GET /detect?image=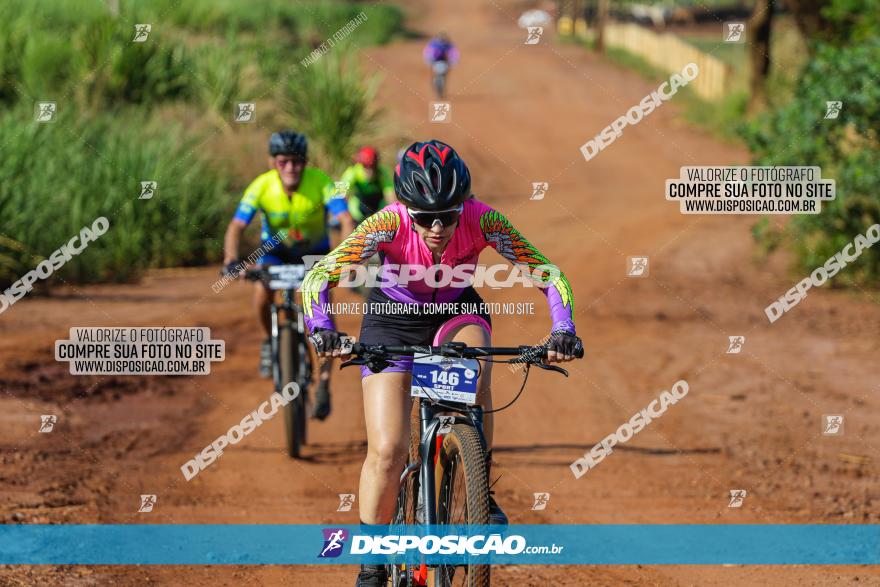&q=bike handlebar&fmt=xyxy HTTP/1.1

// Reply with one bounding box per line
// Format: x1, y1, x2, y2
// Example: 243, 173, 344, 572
341, 340, 582, 376
243, 267, 268, 282
242, 264, 307, 283
349, 341, 583, 359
